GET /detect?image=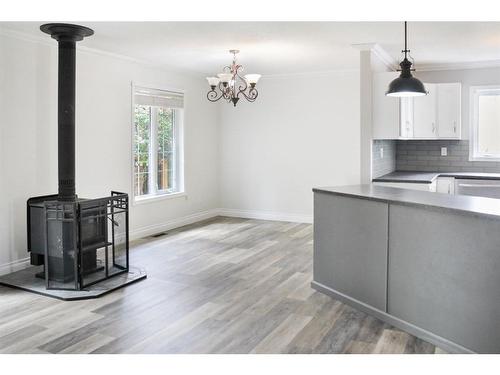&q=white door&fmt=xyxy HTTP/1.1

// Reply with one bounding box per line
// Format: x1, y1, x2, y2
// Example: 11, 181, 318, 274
437, 83, 461, 138
413, 83, 437, 138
